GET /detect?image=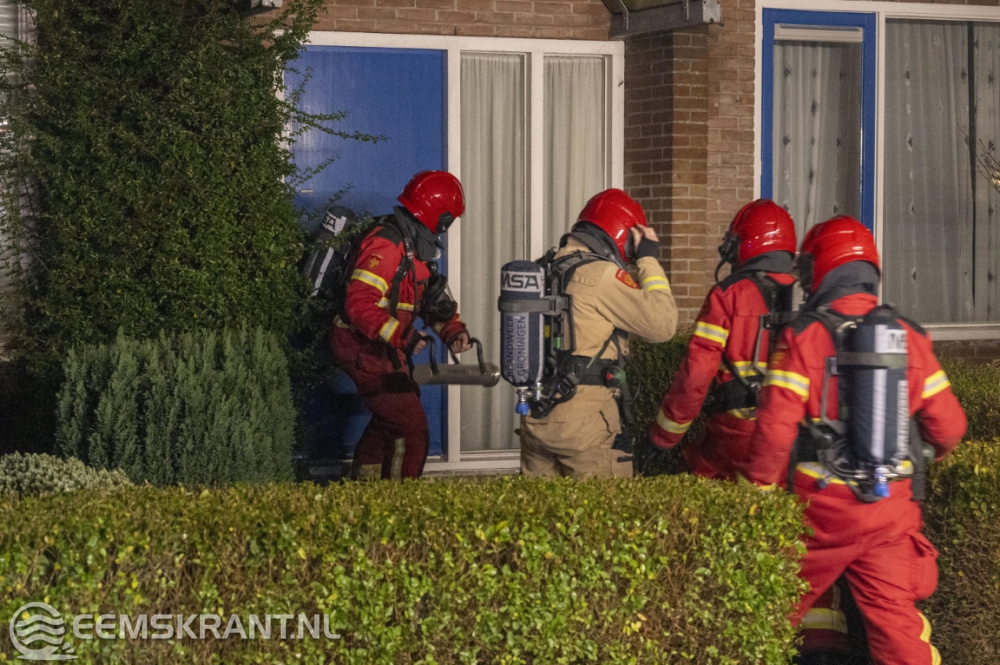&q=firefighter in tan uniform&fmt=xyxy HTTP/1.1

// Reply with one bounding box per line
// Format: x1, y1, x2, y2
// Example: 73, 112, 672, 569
519, 189, 678, 478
